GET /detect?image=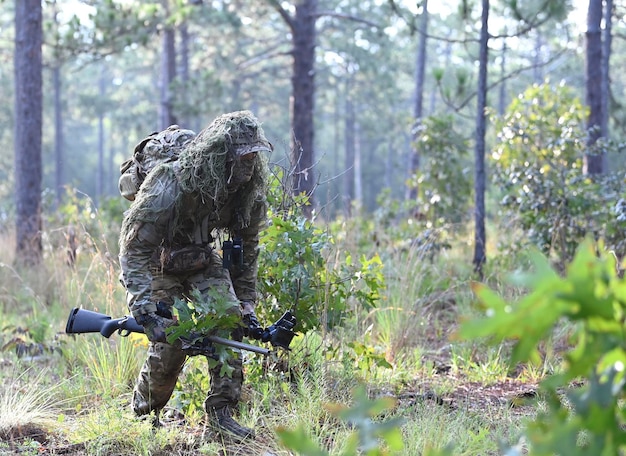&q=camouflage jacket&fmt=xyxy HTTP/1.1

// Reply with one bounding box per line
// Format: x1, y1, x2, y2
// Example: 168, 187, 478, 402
119, 164, 267, 317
